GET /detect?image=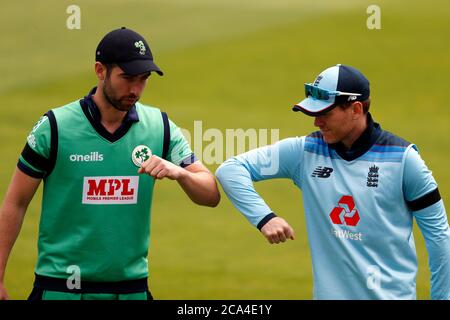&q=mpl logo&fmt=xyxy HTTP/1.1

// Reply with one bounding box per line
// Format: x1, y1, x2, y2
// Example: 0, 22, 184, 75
82, 176, 139, 204
329, 195, 360, 227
